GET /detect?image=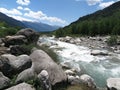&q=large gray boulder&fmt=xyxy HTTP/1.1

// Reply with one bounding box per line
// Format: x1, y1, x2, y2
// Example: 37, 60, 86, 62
0, 56, 14, 77
3, 35, 27, 47
91, 50, 109, 56
30, 50, 67, 85
16, 68, 36, 83
80, 74, 96, 88
0, 72, 10, 89
16, 28, 39, 43
107, 78, 120, 90
1, 54, 32, 75
5, 82, 36, 90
